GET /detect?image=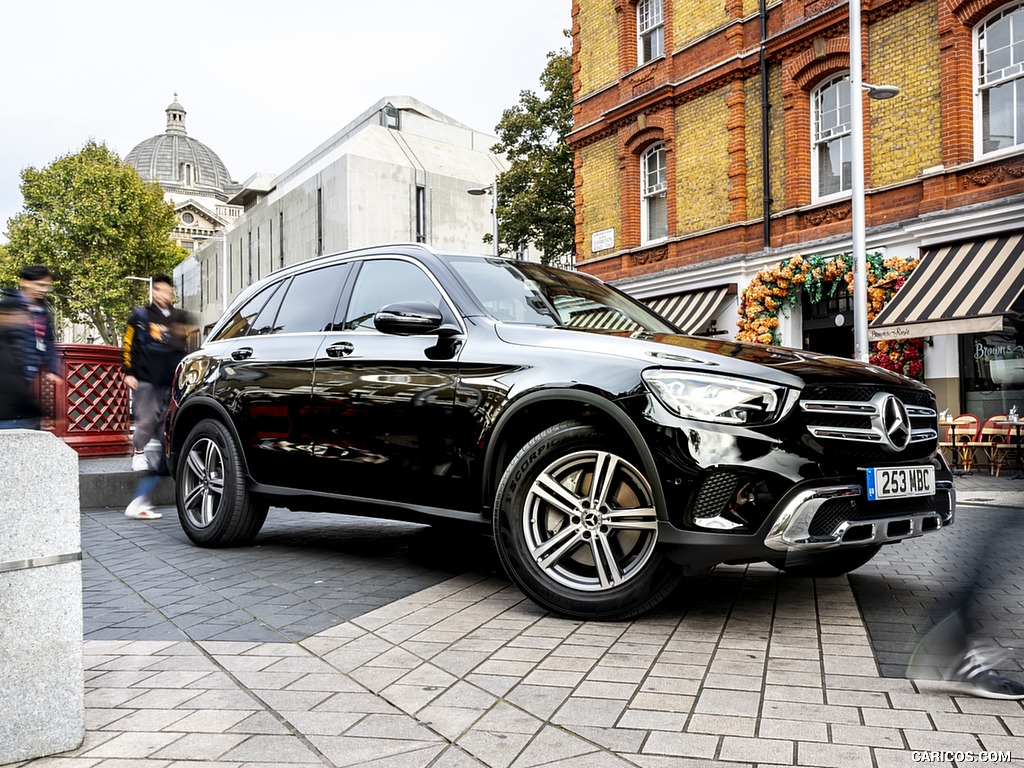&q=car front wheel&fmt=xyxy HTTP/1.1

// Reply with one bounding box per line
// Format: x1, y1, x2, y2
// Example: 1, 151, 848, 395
493, 421, 681, 620
176, 418, 268, 547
